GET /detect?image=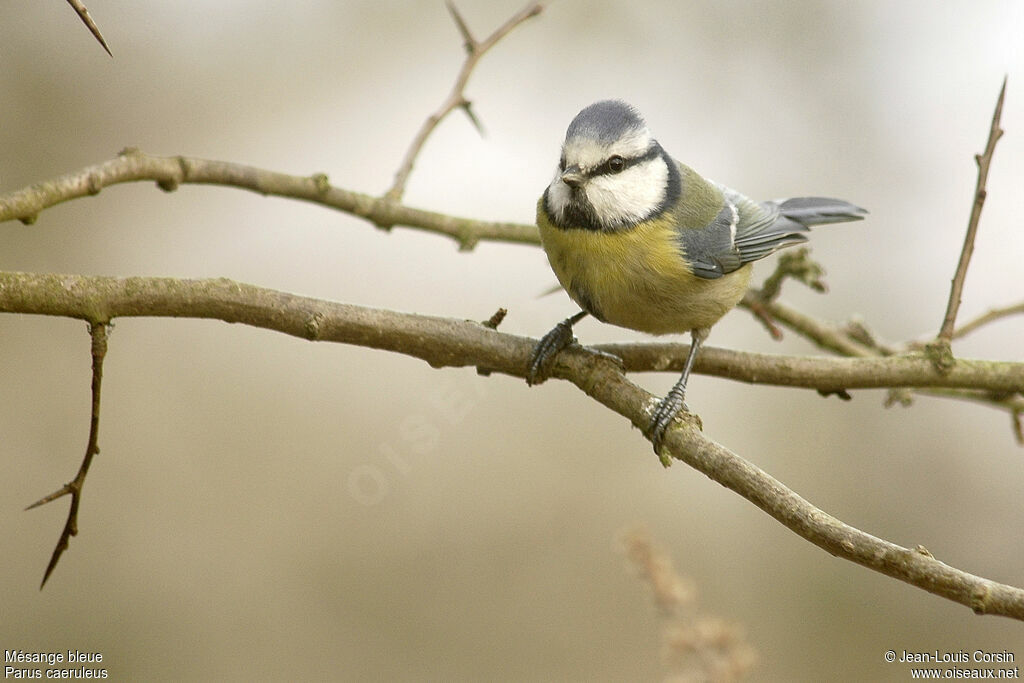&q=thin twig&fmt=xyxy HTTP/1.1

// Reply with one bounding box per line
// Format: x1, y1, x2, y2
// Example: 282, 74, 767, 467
383, 2, 545, 202
25, 321, 109, 588
914, 386, 1024, 433
742, 294, 1022, 432
740, 293, 878, 358
65, 0, 112, 56
597, 341, 1024, 395
742, 249, 829, 341
0, 150, 540, 250
953, 300, 1024, 339
937, 76, 1007, 344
